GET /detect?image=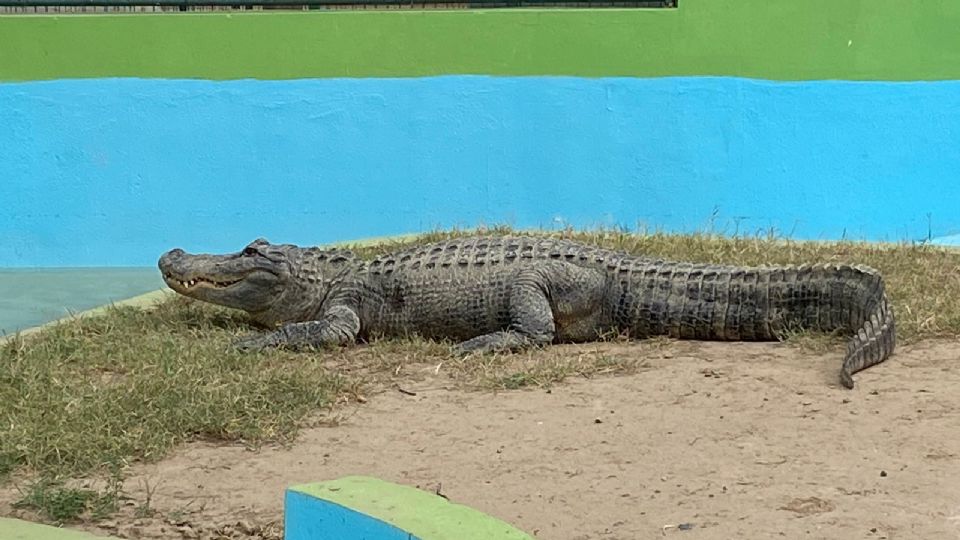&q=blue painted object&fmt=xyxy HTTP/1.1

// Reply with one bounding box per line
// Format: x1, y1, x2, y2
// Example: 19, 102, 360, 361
3, 76, 959, 267
284, 477, 533, 540
285, 490, 417, 540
